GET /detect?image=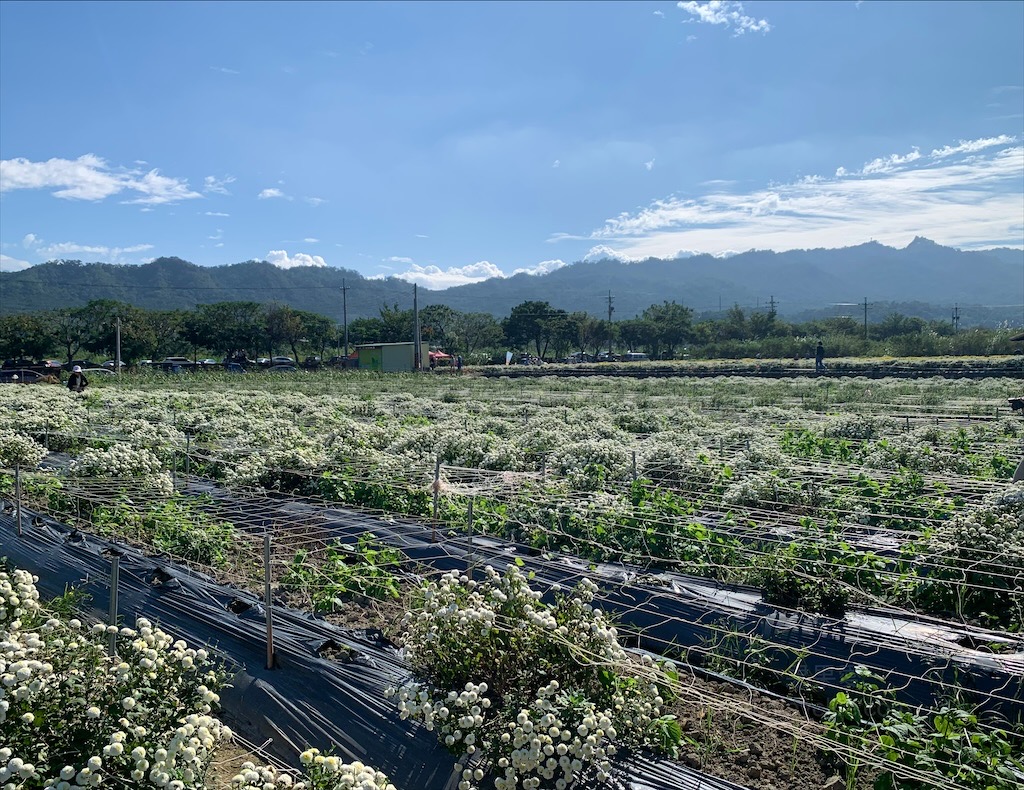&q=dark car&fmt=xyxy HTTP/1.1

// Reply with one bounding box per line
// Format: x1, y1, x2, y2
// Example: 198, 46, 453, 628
0, 369, 45, 384
268, 364, 298, 373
